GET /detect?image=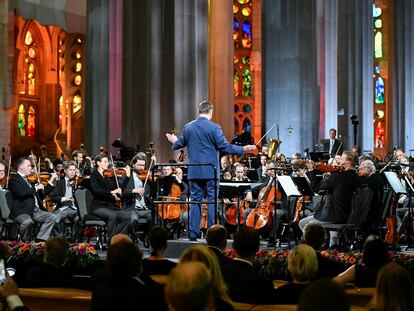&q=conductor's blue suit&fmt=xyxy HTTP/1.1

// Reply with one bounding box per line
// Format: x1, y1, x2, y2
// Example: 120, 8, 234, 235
172, 116, 243, 239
